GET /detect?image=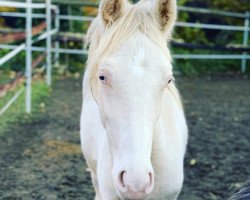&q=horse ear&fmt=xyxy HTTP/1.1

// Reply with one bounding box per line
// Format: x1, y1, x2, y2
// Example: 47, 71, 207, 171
155, 0, 177, 35
100, 0, 125, 27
